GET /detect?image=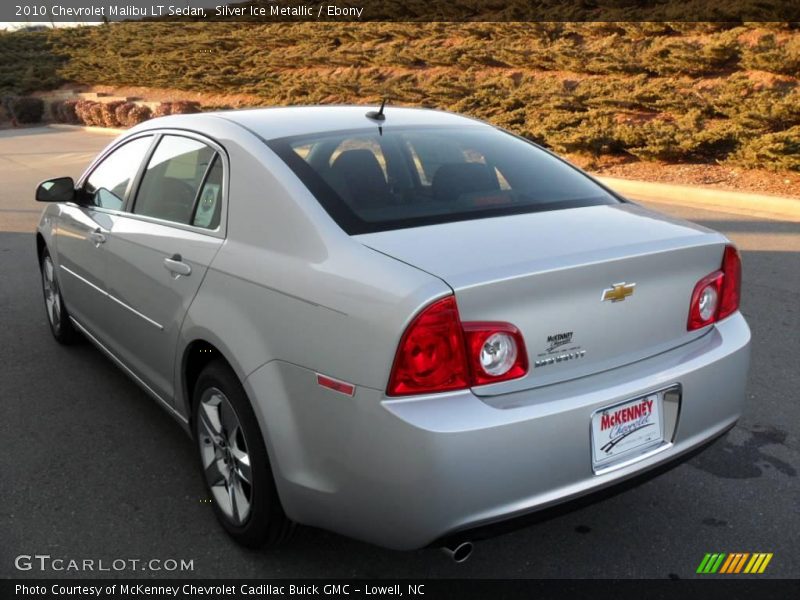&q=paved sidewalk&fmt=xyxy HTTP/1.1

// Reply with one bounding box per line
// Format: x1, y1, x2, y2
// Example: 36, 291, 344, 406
598, 176, 800, 223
